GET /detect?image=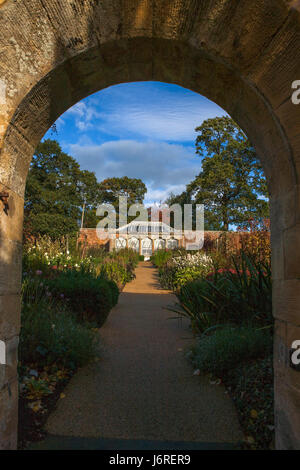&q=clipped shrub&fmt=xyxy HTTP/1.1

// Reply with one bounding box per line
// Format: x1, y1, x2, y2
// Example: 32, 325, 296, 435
19, 299, 96, 369
45, 269, 119, 327
190, 326, 272, 376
